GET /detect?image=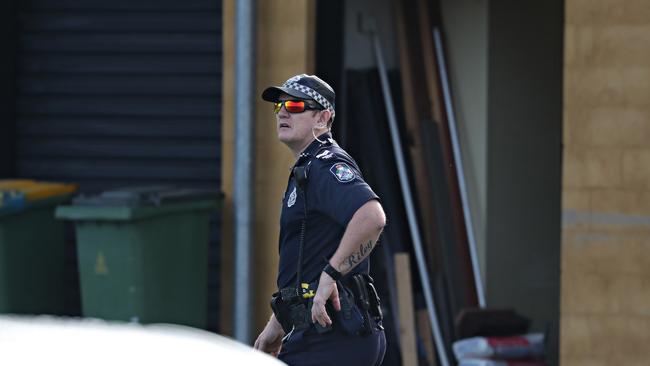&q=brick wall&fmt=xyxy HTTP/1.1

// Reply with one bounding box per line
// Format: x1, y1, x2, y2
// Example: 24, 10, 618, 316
562, 0, 650, 364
